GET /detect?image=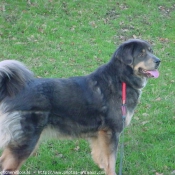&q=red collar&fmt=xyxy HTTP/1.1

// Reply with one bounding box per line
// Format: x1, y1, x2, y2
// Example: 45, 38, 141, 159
122, 82, 126, 116
122, 82, 126, 105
